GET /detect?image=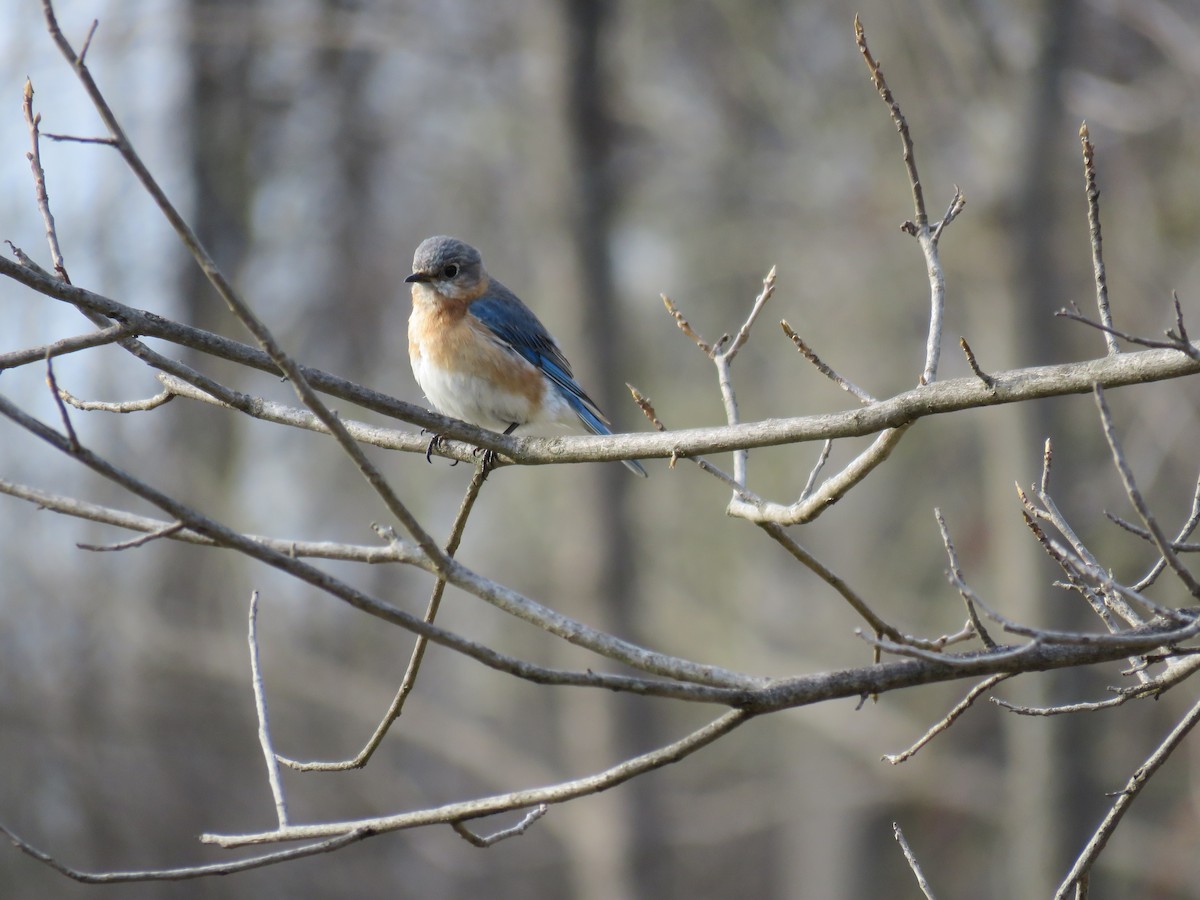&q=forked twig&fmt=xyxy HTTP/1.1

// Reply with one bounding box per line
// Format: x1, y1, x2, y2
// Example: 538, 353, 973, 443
280, 464, 491, 771
451, 805, 548, 848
